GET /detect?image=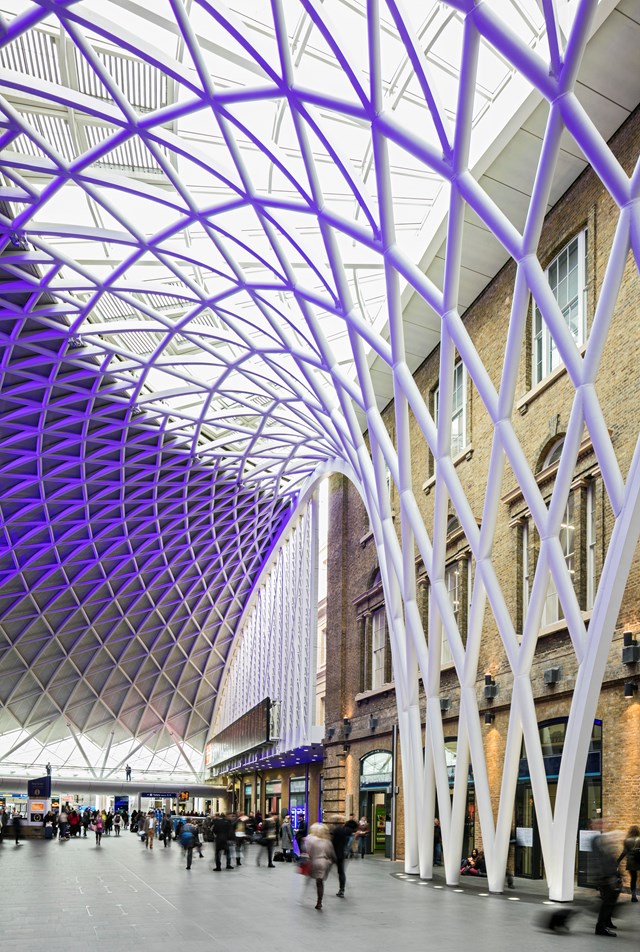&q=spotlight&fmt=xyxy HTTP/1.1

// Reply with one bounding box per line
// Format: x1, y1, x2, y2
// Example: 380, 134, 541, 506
624, 682, 636, 699
326, 727, 335, 739
368, 714, 378, 731
440, 697, 451, 712
622, 632, 640, 664
484, 674, 498, 699
342, 742, 350, 754
343, 717, 352, 736
484, 712, 495, 725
